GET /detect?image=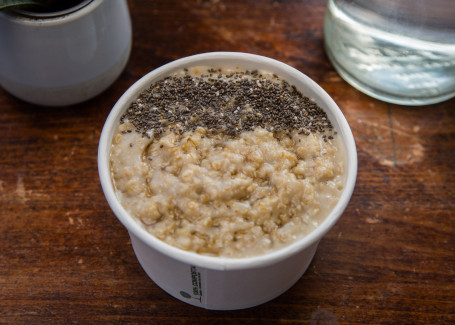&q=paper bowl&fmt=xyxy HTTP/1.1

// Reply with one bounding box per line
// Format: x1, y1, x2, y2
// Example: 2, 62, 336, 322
98, 52, 357, 310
